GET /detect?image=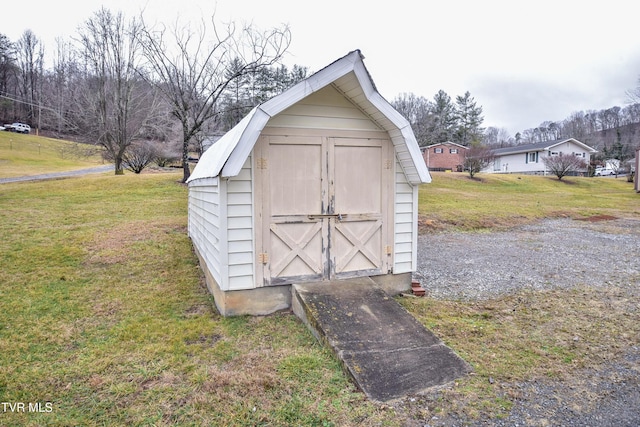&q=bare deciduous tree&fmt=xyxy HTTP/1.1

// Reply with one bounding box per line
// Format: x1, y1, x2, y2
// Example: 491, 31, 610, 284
137, 15, 291, 182
626, 77, 640, 105
75, 8, 162, 175
542, 153, 587, 180
0, 34, 17, 119
391, 93, 433, 146
483, 126, 513, 148
154, 140, 181, 167
464, 145, 496, 178
15, 30, 44, 127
